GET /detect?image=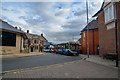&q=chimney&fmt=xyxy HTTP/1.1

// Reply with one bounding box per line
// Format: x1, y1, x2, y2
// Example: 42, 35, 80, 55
27, 30, 29, 33
41, 33, 43, 36
15, 27, 17, 29
19, 27, 22, 31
